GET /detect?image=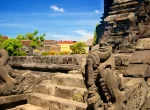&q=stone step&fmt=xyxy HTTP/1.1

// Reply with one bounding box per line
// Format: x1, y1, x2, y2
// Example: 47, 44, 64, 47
0, 94, 27, 105
32, 80, 87, 103
5, 104, 46, 110
51, 74, 86, 88
18, 104, 46, 110
27, 93, 87, 110
13, 104, 47, 110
